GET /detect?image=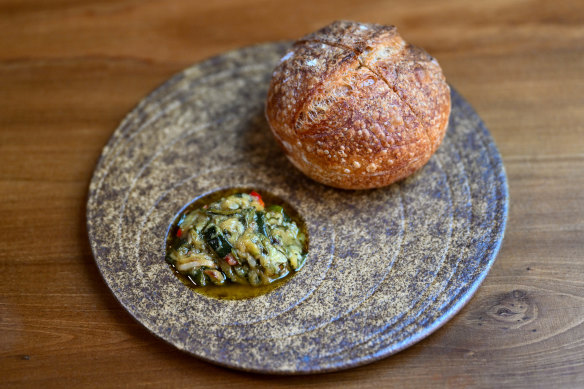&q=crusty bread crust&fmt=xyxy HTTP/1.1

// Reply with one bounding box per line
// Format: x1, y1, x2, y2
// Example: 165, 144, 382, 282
266, 21, 451, 189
